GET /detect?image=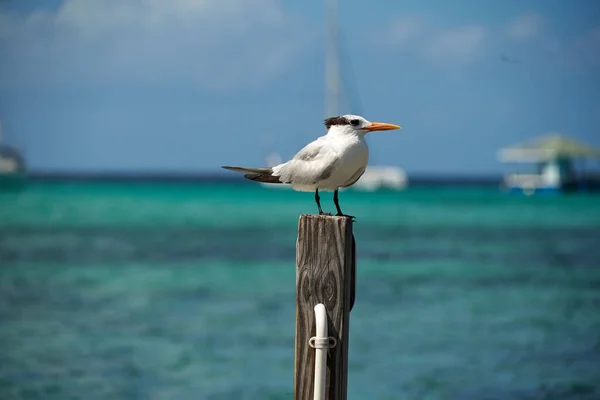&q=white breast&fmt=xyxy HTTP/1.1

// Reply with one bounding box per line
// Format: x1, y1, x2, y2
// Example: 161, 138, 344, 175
318, 136, 369, 191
